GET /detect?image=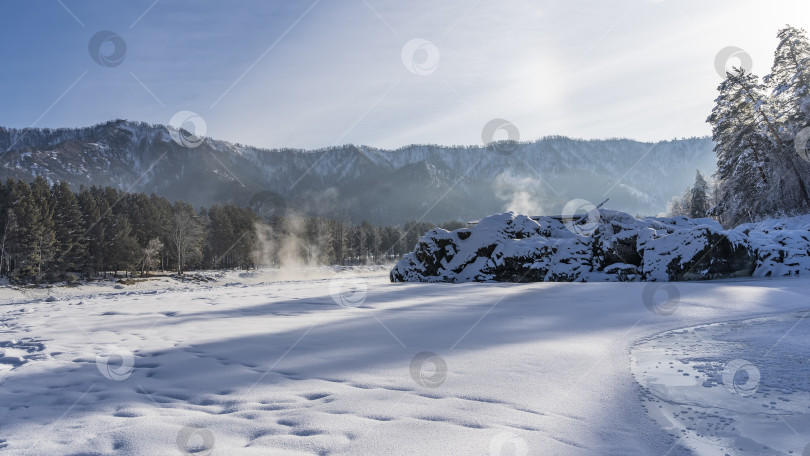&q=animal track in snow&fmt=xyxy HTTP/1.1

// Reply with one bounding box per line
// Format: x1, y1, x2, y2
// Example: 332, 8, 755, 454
0, 338, 47, 370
